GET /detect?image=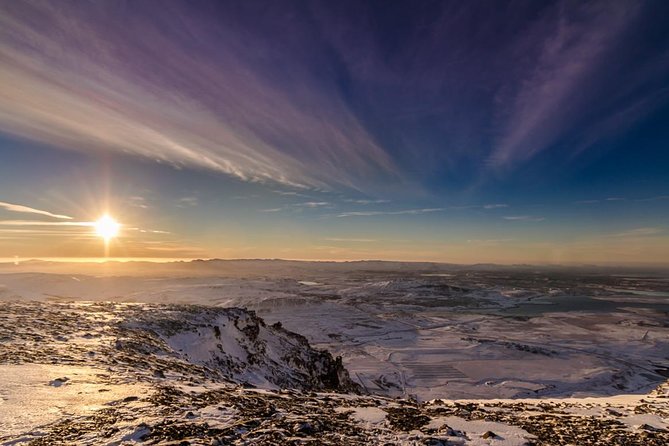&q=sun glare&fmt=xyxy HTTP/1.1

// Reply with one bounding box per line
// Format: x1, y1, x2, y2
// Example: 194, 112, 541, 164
95, 215, 120, 241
